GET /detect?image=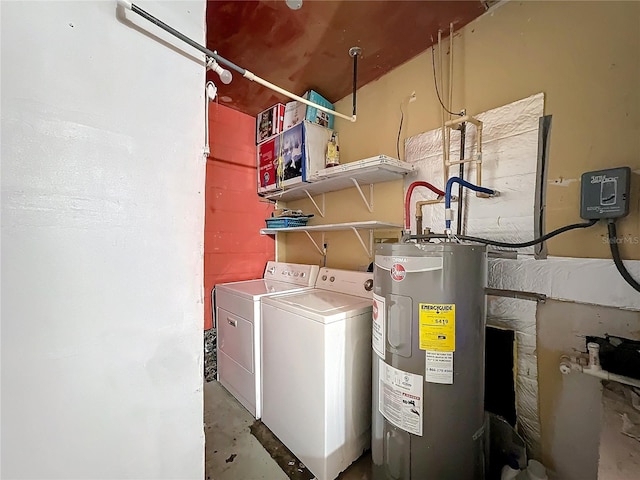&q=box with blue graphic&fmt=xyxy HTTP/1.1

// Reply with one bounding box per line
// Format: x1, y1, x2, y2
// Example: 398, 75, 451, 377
283, 90, 335, 131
